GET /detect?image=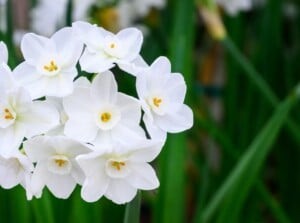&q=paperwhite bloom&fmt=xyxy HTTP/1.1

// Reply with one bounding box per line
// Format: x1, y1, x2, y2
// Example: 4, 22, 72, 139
77, 139, 162, 204
24, 135, 91, 199
0, 41, 8, 64
216, 0, 252, 16
13, 27, 83, 99
63, 71, 145, 146
0, 69, 59, 156
136, 56, 193, 140
73, 21, 143, 74
0, 150, 34, 200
